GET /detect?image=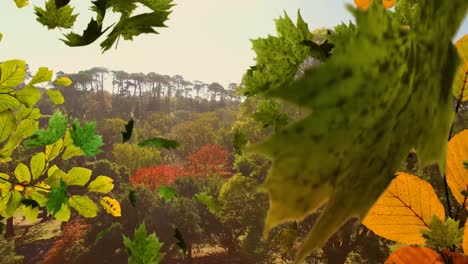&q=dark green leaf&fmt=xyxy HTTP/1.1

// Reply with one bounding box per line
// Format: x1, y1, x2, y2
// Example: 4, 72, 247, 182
54, 0, 71, 8
45, 180, 67, 215
21, 199, 40, 209
62, 19, 111, 47
100, 11, 171, 52
24, 110, 68, 148
138, 137, 179, 149
70, 119, 103, 157
129, 189, 137, 207
173, 226, 187, 256
121, 118, 134, 143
